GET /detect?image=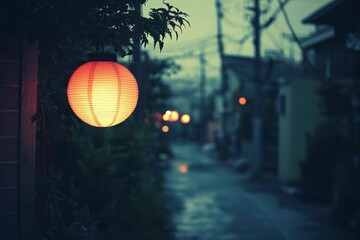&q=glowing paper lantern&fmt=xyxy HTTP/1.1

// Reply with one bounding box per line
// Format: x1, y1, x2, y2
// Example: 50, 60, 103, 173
238, 97, 247, 105
180, 114, 191, 124
67, 61, 138, 127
